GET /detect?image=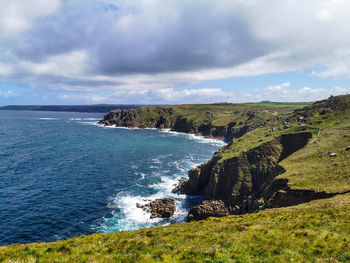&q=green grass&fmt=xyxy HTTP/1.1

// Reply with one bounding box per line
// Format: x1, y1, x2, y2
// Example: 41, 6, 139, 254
134, 102, 308, 127
2, 97, 349, 262
215, 96, 350, 193
1, 194, 350, 262
279, 113, 350, 193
